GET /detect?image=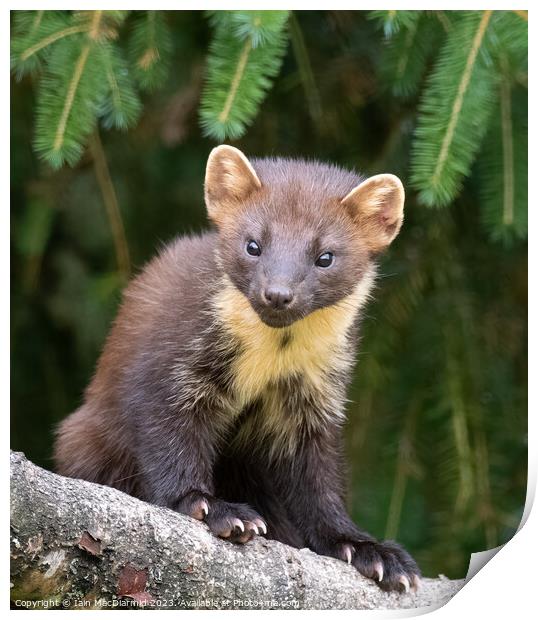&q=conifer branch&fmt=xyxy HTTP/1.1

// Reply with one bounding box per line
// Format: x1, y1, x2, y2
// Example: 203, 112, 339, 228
50, 11, 103, 156
447, 357, 474, 515
431, 11, 492, 187
16, 10, 107, 65
200, 11, 289, 140
136, 11, 157, 70
369, 10, 418, 37
99, 44, 142, 130
410, 11, 499, 206
379, 12, 440, 99
289, 12, 322, 122
396, 23, 418, 80
105, 58, 122, 114
19, 25, 87, 62
512, 10, 528, 21
477, 80, 527, 244
385, 400, 421, 540
129, 11, 171, 91
11, 8, 528, 243
385, 457, 408, 541
89, 131, 131, 280
53, 43, 92, 154
88, 10, 103, 40
475, 430, 497, 549
29, 10, 44, 35
499, 73, 514, 226
219, 38, 253, 124
386, 11, 397, 35
436, 11, 451, 33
